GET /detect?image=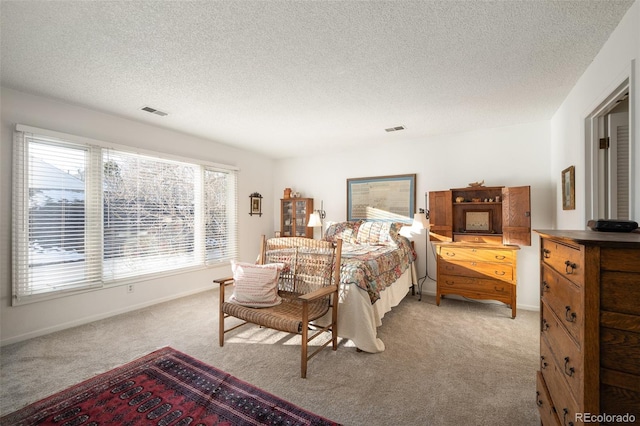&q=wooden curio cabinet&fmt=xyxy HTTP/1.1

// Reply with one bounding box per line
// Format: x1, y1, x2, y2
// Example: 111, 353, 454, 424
428, 185, 531, 318
280, 198, 314, 238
